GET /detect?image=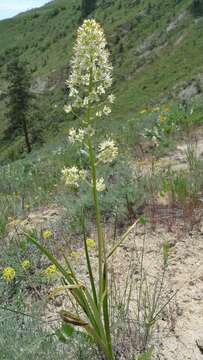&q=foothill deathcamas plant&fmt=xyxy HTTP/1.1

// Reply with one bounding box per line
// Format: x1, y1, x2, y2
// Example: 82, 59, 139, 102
27, 19, 137, 360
